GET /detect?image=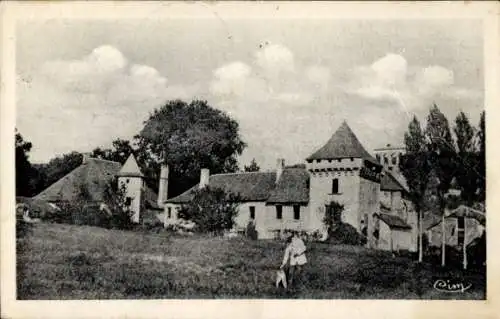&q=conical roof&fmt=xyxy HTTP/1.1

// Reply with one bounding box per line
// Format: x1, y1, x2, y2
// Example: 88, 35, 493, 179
307, 121, 376, 161
118, 154, 144, 178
